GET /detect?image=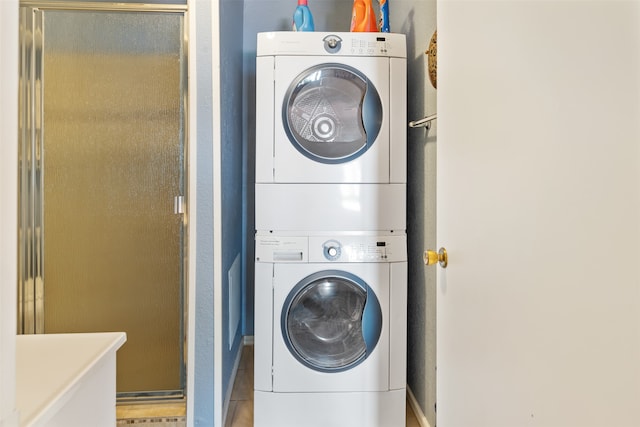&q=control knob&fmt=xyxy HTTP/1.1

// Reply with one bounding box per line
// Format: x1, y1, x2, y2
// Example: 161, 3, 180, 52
323, 240, 342, 261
